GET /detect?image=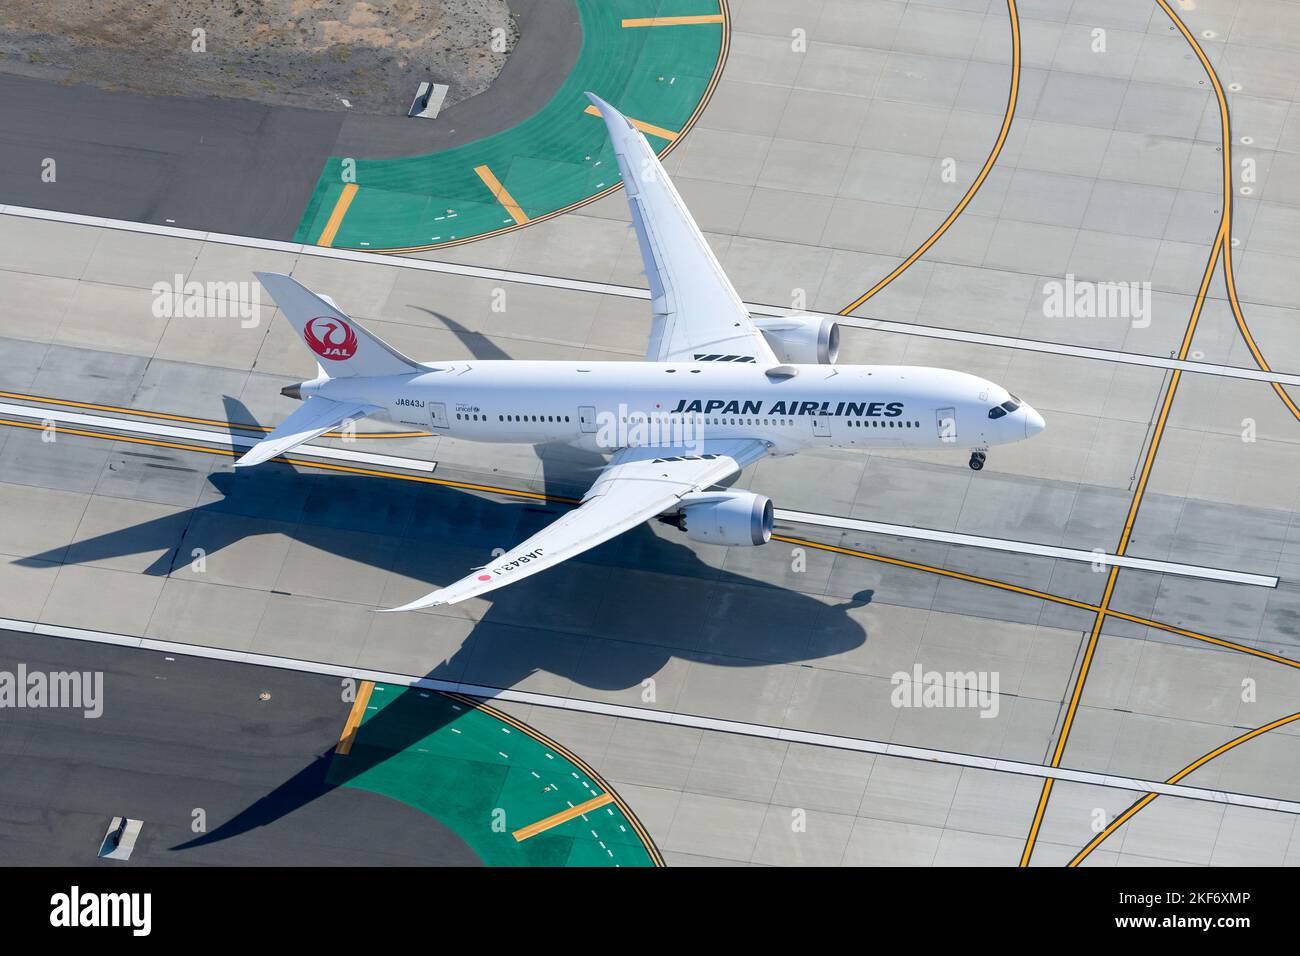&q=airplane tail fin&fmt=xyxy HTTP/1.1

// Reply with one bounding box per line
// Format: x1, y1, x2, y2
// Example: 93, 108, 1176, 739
254, 272, 422, 379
